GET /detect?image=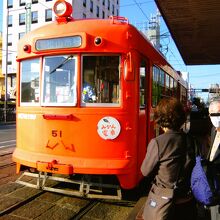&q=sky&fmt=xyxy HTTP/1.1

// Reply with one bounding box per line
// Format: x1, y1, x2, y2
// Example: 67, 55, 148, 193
120, 0, 220, 102
0, 0, 219, 101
